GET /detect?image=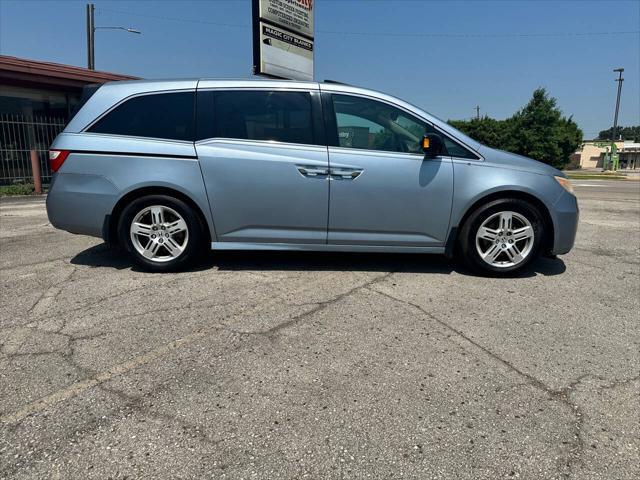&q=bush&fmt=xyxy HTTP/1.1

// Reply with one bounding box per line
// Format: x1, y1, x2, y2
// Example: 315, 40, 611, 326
0, 183, 37, 196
